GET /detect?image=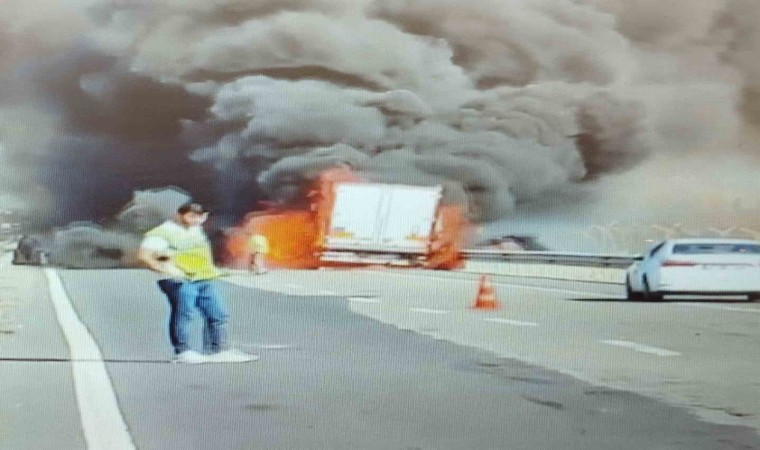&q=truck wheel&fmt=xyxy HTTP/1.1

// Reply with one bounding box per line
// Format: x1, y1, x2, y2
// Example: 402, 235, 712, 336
749, 294, 760, 302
